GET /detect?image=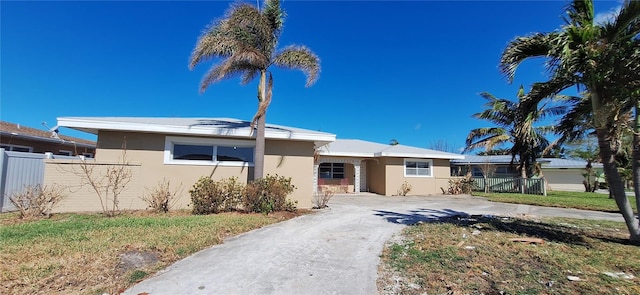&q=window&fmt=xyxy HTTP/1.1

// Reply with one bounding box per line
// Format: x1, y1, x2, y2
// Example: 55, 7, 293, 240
319, 163, 345, 179
82, 152, 94, 158
0, 144, 33, 153
472, 167, 484, 177
404, 159, 433, 177
495, 166, 515, 176
164, 136, 254, 166
57, 150, 73, 156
